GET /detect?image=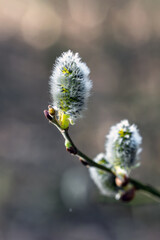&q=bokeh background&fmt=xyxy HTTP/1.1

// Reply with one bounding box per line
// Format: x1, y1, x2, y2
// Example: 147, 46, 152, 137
0, 0, 160, 239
